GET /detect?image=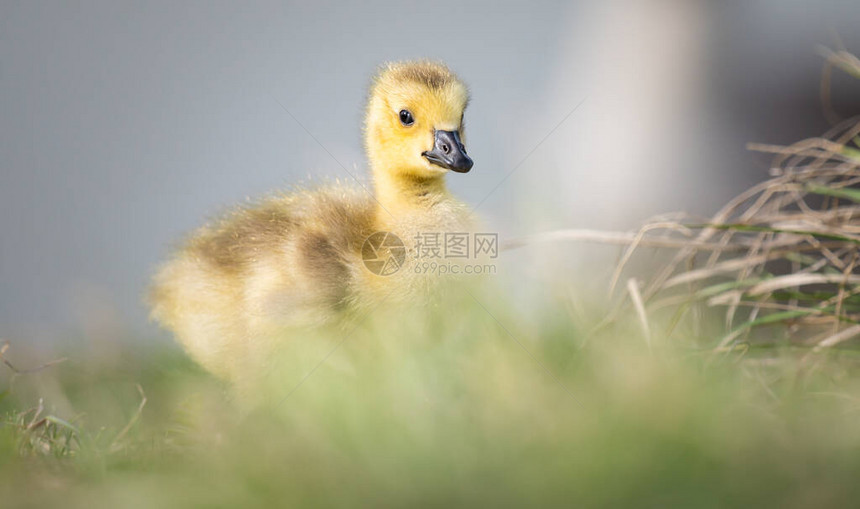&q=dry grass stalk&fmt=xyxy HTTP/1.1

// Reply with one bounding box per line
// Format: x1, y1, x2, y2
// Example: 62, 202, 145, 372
503, 51, 860, 350
632, 111, 860, 350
